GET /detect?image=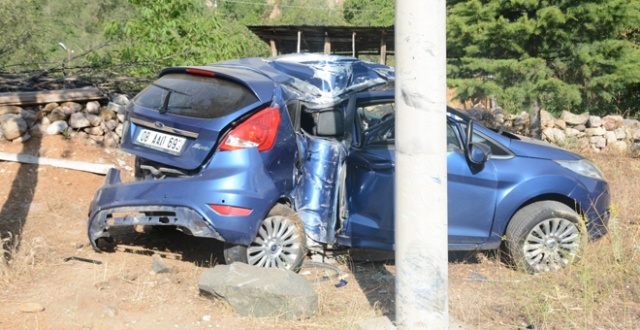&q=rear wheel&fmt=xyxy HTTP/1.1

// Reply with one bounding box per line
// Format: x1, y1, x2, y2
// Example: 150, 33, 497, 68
505, 201, 584, 273
224, 204, 307, 272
